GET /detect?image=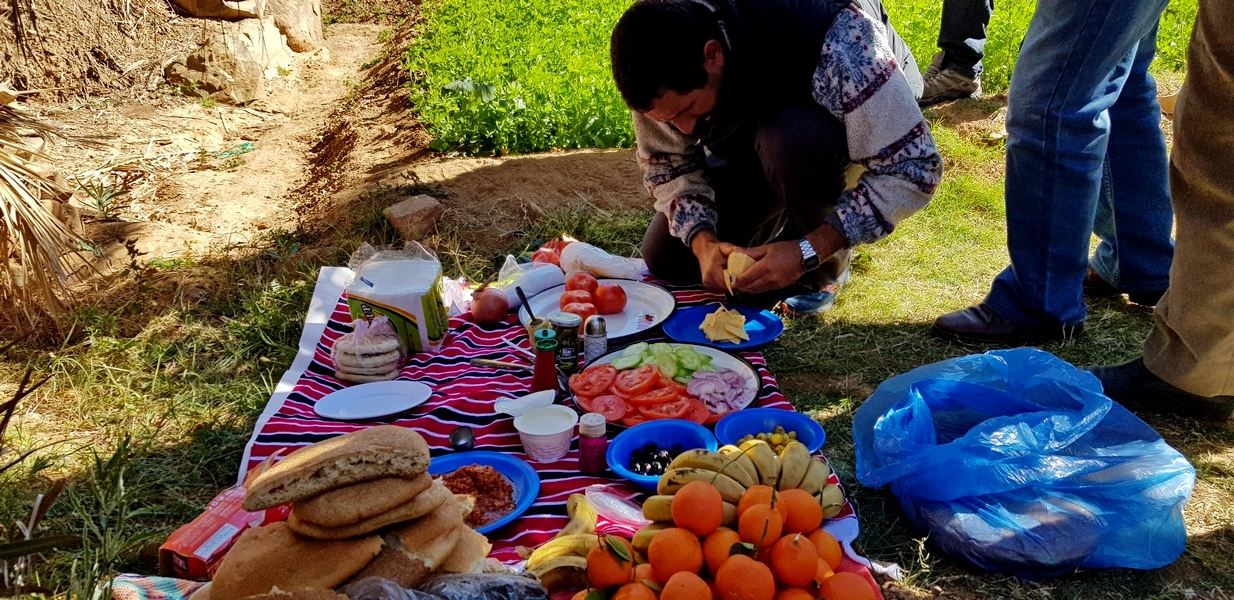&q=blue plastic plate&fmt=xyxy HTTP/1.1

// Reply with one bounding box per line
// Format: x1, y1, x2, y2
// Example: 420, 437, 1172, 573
427, 451, 540, 534
662, 303, 785, 350
714, 408, 826, 455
